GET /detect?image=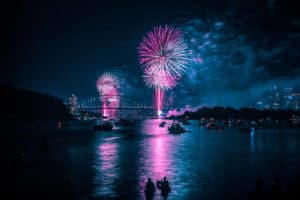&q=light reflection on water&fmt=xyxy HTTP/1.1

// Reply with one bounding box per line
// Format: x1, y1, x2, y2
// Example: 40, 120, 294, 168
250, 130, 255, 153
137, 119, 177, 199
87, 119, 300, 200
92, 136, 120, 198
